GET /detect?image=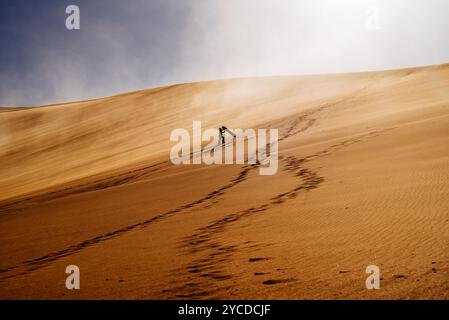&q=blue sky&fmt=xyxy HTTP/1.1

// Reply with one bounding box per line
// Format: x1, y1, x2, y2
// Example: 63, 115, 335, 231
1, 0, 448, 106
